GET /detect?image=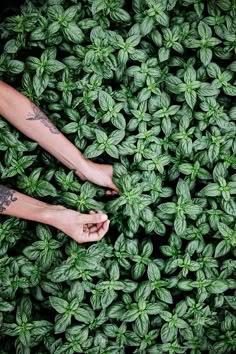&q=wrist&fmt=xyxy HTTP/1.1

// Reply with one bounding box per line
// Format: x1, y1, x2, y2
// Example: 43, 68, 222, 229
74, 156, 90, 180
39, 204, 67, 227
